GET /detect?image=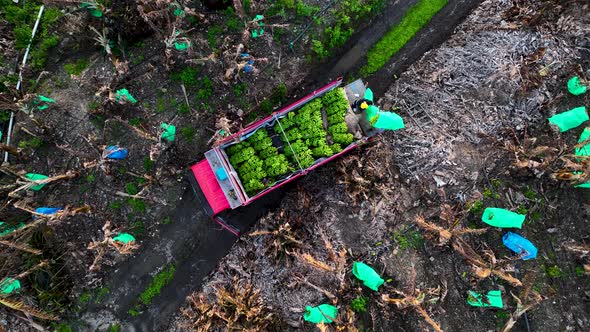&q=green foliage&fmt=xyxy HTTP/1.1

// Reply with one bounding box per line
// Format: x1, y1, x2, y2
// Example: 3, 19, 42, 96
351, 296, 369, 313
125, 183, 139, 195
18, 137, 44, 149
86, 173, 96, 183
197, 76, 214, 100
109, 200, 123, 210
230, 147, 256, 165
312, 143, 334, 158
128, 199, 146, 213
30, 34, 60, 70
311, 39, 329, 59
524, 187, 538, 200
95, 287, 110, 302
233, 82, 248, 97
260, 99, 273, 114
180, 126, 196, 141
270, 83, 288, 105
260, 147, 278, 159
139, 264, 176, 305
264, 154, 291, 177
143, 157, 155, 172
78, 292, 92, 305
243, 0, 251, 14
516, 205, 528, 215
129, 221, 144, 237
14, 25, 32, 49
207, 25, 223, 48
295, 0, 319, 17
330, 143, 342, 154
469, 200, 484, 214
482, 187, 500, 199
495, 310, 510, 320
161, 216, 172, 225
55, 323, 73, 332
108, 324, 121, 332
393, 229, 424, 250
332, 133, 353, 146
361, 0, 448, 75
545, 265, 564, 278
224, 8, 243, 32
328, 123, 349, 134
127, 308, 140, 316
575, 266, 585, 277
63, 58, 89, 75
171, 67, 199, 87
